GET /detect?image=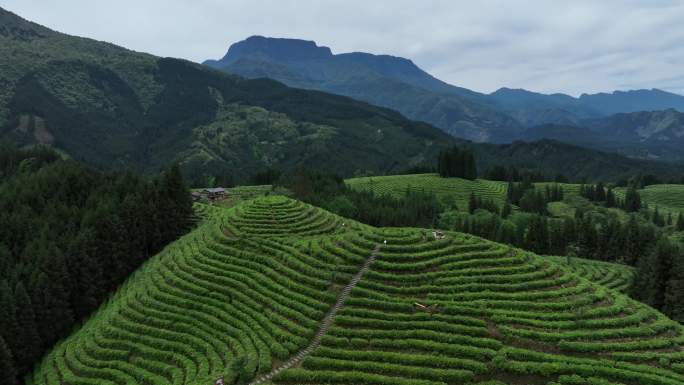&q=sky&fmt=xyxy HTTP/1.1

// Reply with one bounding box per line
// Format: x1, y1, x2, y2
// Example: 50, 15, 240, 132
2, 0, 684, 96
